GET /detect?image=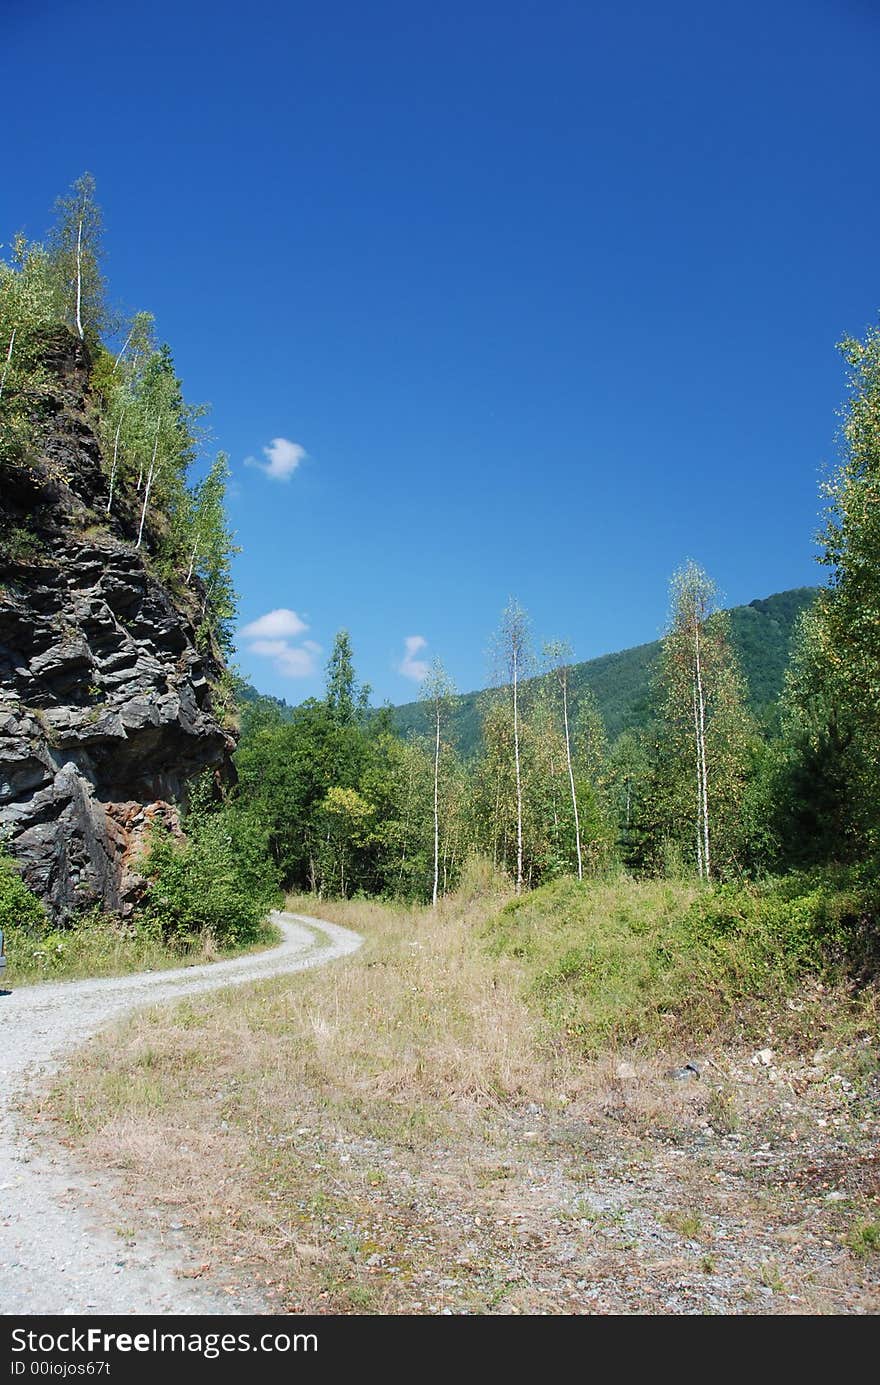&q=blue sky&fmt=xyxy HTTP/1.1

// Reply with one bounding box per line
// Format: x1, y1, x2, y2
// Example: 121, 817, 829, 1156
3, 0, 878, 705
